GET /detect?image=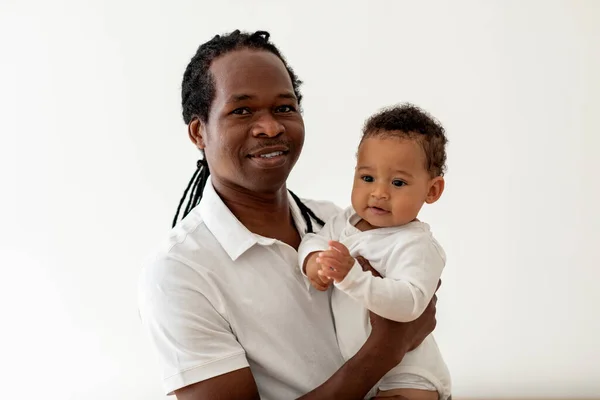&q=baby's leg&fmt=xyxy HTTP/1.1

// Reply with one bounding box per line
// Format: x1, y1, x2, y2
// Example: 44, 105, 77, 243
376, 388, 438, 400
377, 371, 440, 399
